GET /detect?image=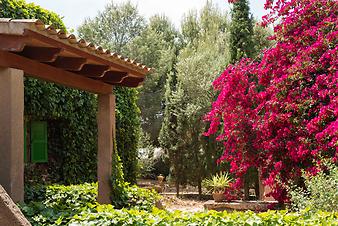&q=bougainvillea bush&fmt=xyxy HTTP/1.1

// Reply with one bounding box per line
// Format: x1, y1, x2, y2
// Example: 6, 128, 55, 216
205, 0, 337, 202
